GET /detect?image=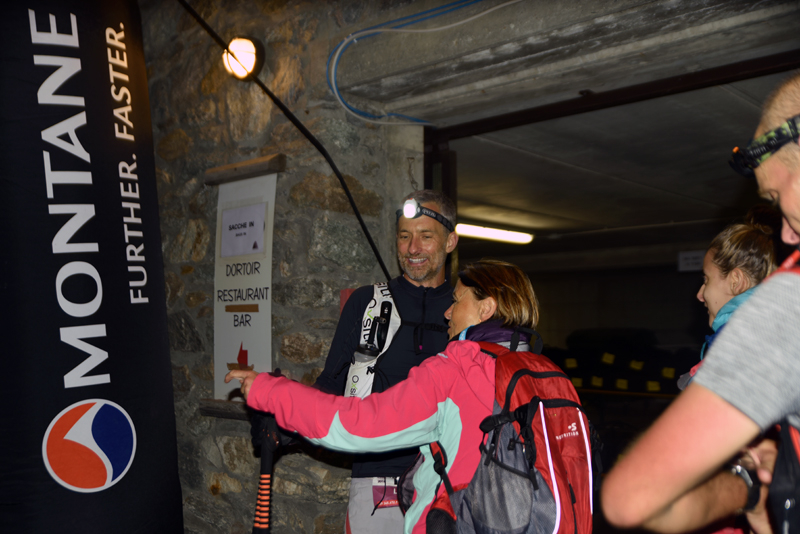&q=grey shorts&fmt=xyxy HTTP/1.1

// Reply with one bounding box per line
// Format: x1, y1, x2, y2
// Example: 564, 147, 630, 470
345, 477, 405, 534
